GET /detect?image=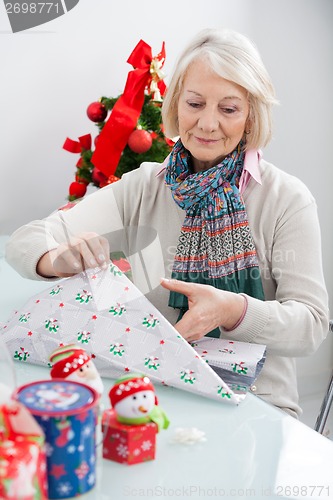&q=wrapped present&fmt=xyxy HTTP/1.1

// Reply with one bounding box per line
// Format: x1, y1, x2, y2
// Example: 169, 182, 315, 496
1, 262, 266, 404
0, 383, 48, 500
102, 409, 157, 465
15, 379, 99, 499
191, 338, 266, 395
